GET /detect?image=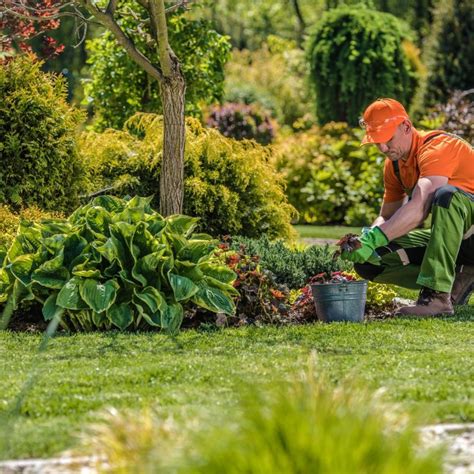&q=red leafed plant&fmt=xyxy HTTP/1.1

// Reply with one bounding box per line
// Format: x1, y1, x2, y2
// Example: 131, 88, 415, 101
0, 0, 65, 60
